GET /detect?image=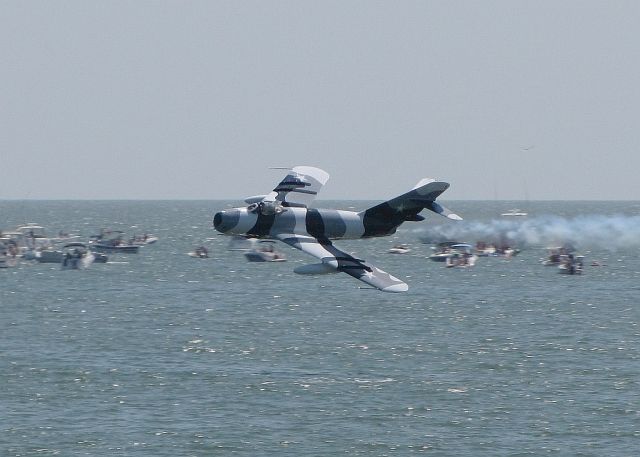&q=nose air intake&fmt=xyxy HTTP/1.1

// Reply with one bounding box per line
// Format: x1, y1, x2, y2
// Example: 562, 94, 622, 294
213, 212, 223, 229
213, 210, 240, 233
